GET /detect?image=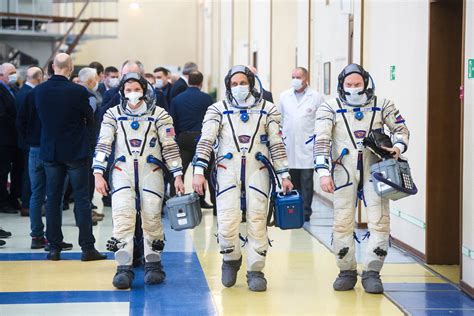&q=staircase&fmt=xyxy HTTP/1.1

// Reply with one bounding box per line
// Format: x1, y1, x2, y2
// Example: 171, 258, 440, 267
0, 0, 118, 67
